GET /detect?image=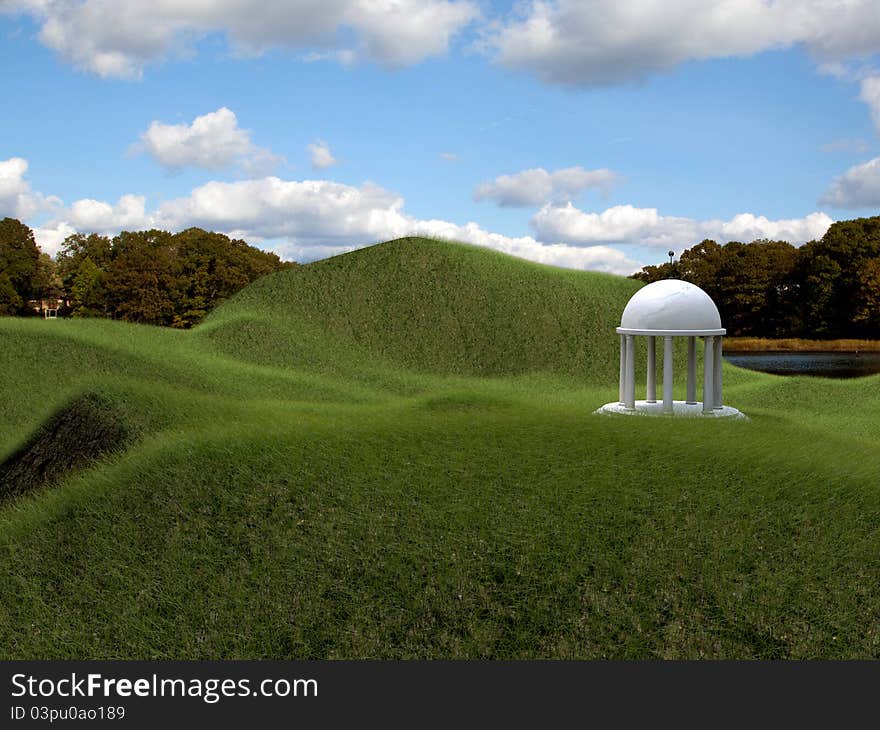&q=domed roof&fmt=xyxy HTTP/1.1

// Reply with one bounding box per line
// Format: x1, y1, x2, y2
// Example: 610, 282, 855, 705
617, 279, 724, 335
